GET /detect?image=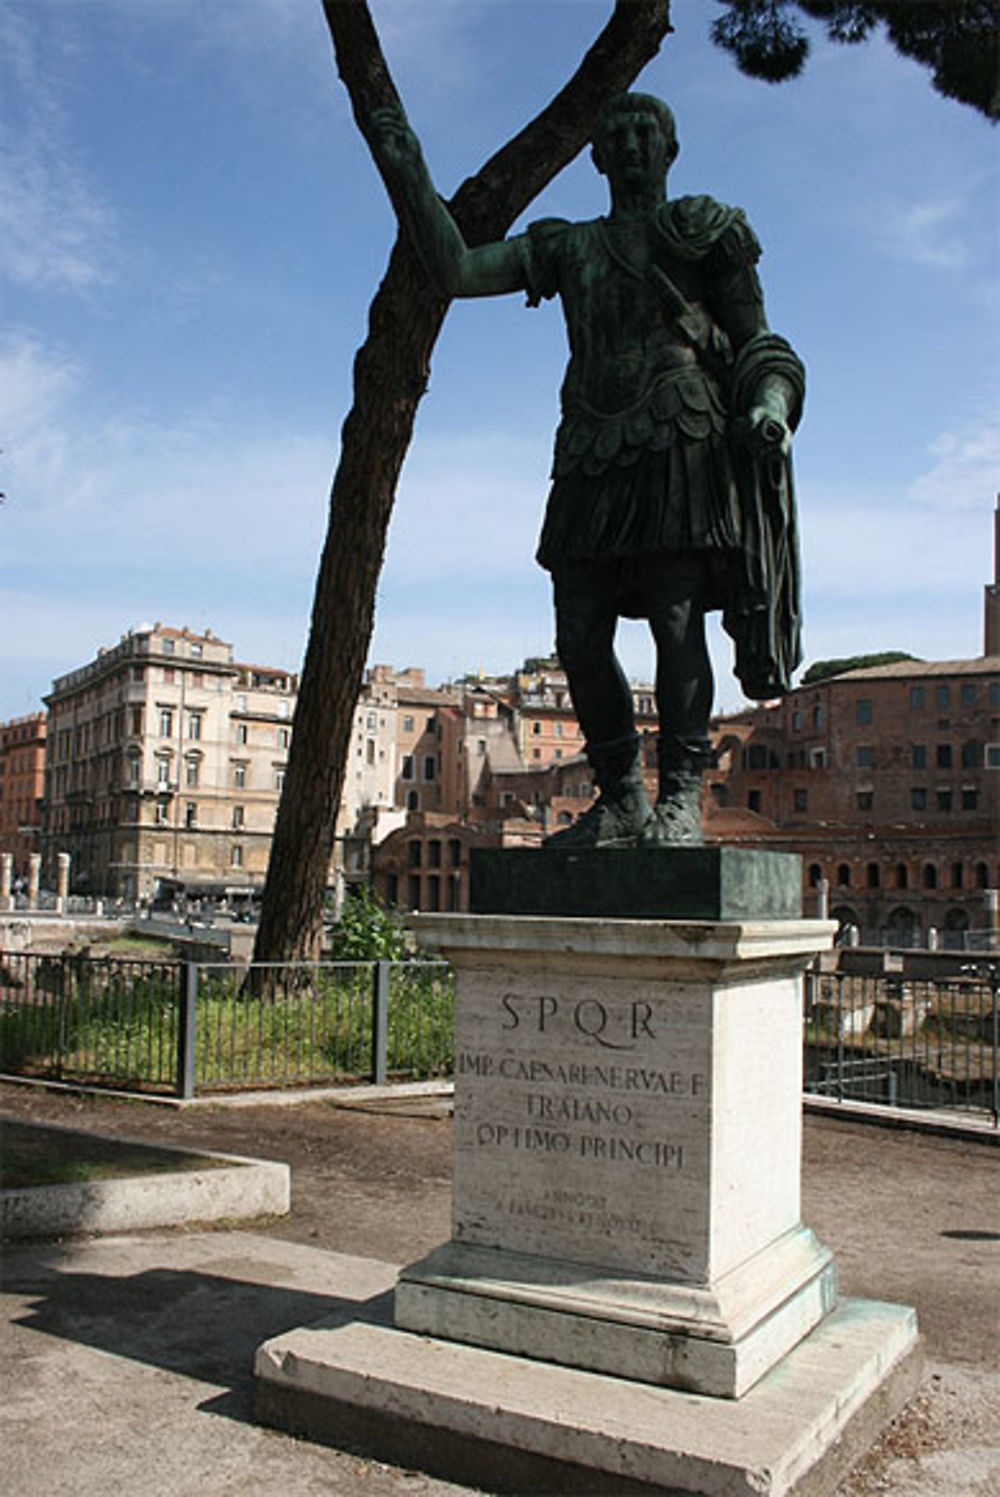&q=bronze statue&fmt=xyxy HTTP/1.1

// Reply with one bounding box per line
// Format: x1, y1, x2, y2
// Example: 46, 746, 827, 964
371, 93, 803, 847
